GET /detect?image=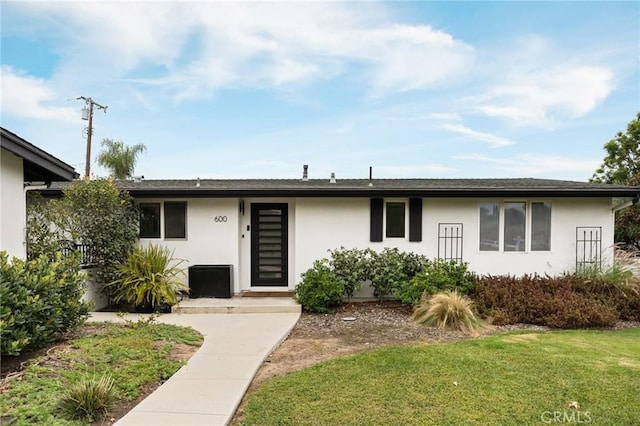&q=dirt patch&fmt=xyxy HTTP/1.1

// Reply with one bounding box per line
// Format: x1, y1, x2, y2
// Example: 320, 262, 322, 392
502, 333, 540, 343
